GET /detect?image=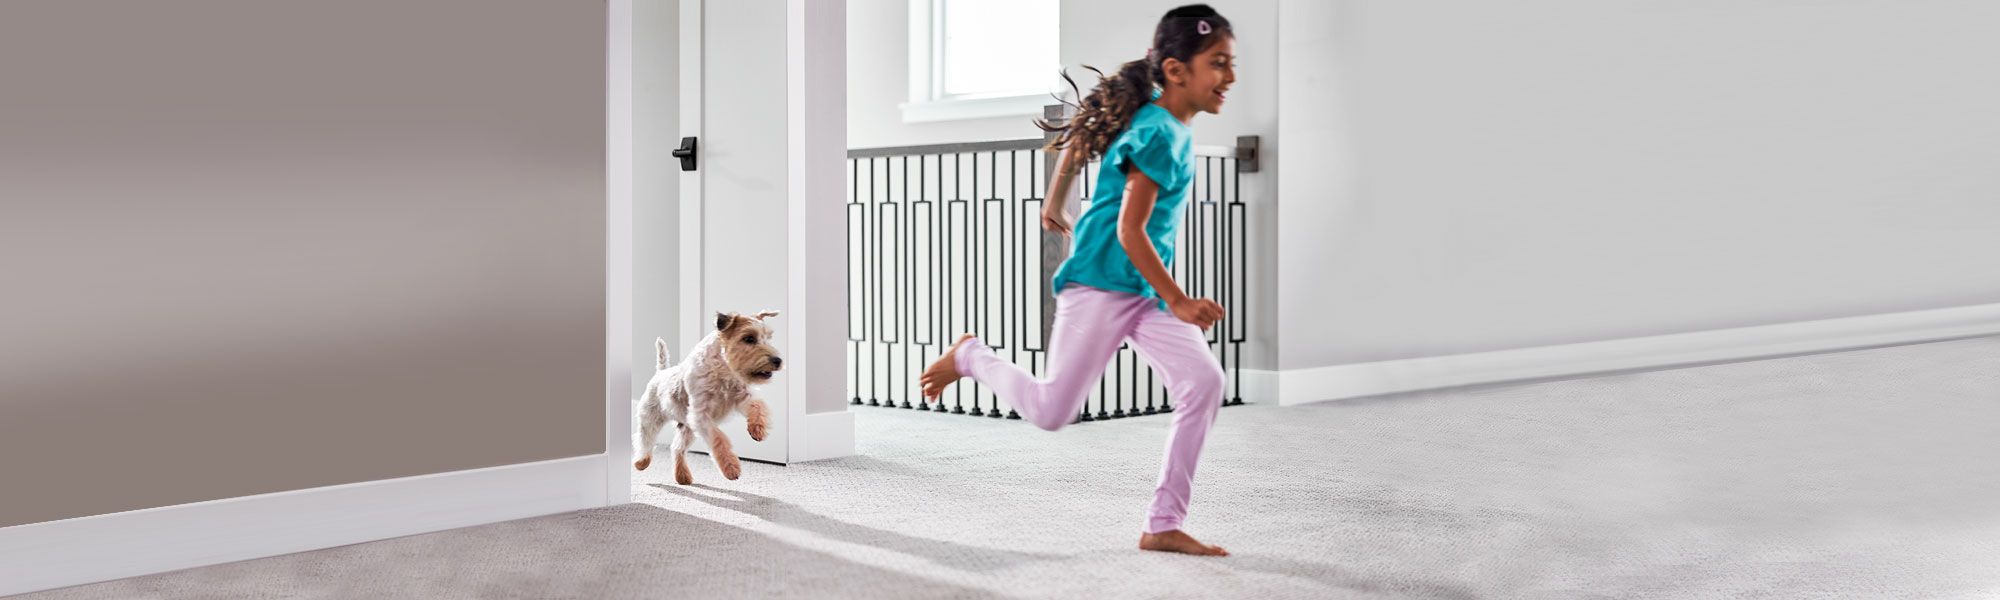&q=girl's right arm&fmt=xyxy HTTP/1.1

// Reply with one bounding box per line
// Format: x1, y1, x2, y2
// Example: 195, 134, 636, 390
1115, 169, 1225, 331
1040, 144, 1084, 235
